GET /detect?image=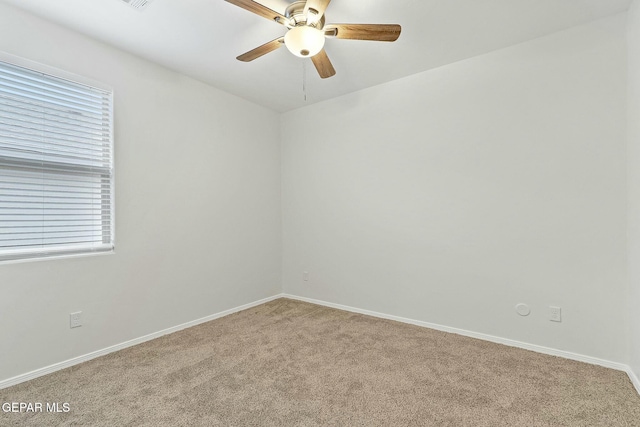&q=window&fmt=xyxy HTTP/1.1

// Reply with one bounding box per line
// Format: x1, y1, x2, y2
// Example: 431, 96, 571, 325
0, 56, 113, 262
